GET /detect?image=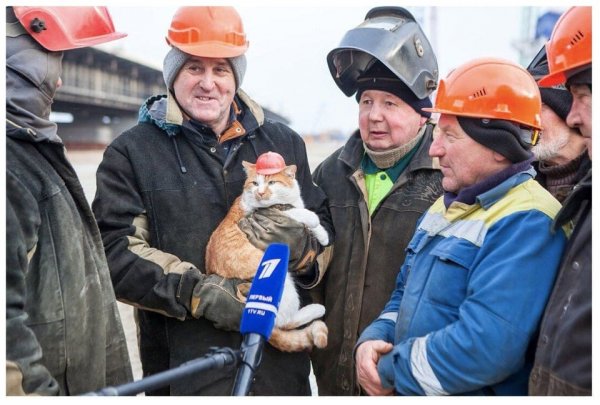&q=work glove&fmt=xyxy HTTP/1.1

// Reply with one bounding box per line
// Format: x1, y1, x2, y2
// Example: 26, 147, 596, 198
189, 274, 250, 332
238, 207, 321, 277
